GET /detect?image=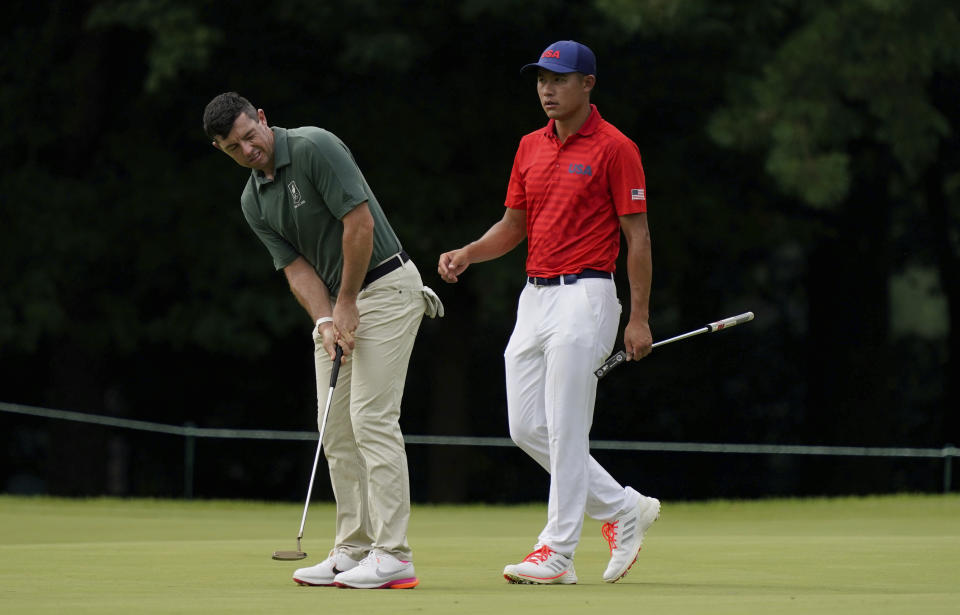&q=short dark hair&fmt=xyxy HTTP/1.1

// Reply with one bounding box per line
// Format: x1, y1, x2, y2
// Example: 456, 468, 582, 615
203, 92, 257, 140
